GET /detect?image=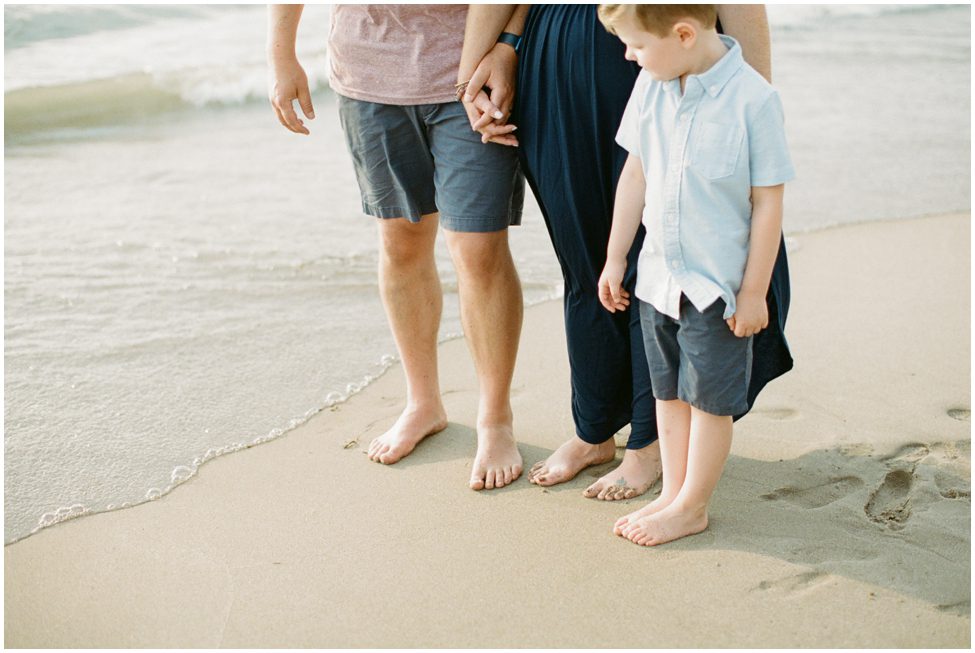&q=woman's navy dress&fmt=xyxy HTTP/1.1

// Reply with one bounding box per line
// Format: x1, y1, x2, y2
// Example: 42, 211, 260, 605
511, 4, 793, 449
